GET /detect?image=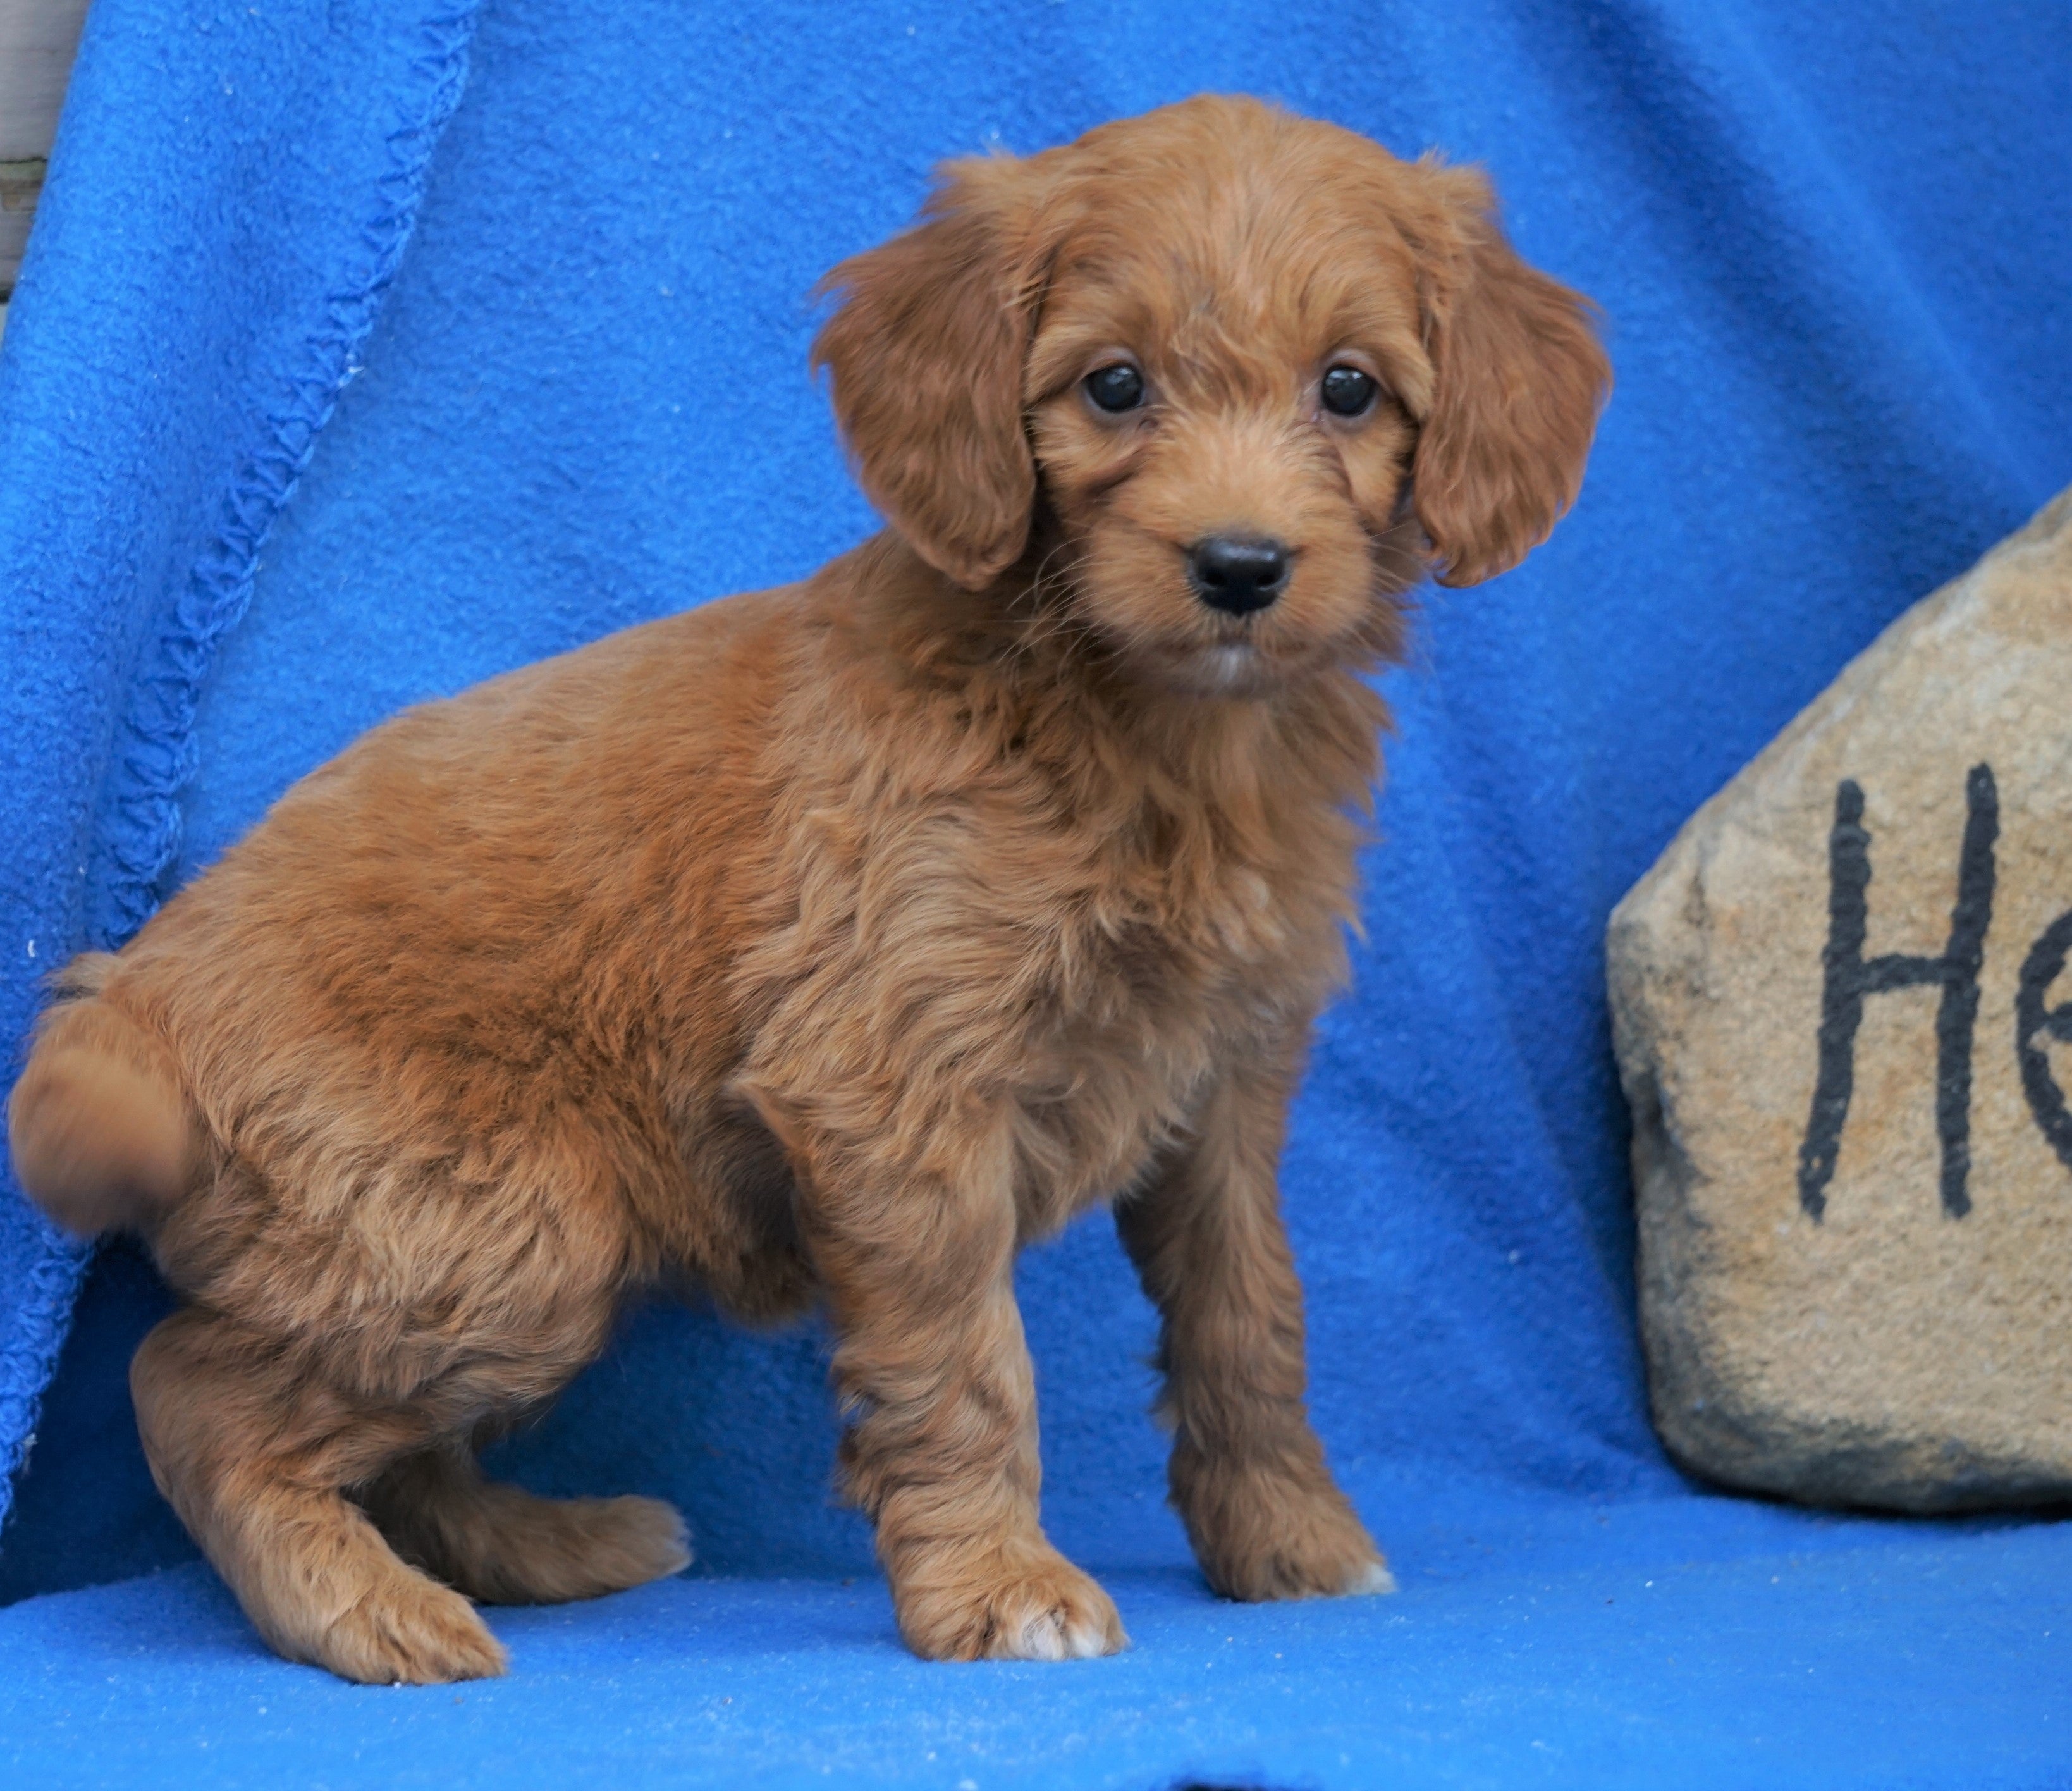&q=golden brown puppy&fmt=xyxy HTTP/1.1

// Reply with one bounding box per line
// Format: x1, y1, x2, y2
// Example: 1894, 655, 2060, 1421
8, 95, 1606, 1684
